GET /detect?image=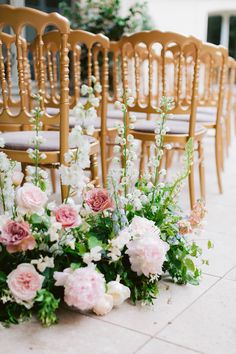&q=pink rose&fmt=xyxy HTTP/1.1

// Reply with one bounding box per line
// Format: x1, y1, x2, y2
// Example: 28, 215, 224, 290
53, 204, 81, 228
16, 183, 47, 215
0, 220, 36, 253
7, 263, 44, 302
126, 235, 169, 277
178, 219, 192, 235
54, 266, 105, 311
85, 188, 114, 213
189, 200, 207, 228
12, 171, 24, 187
